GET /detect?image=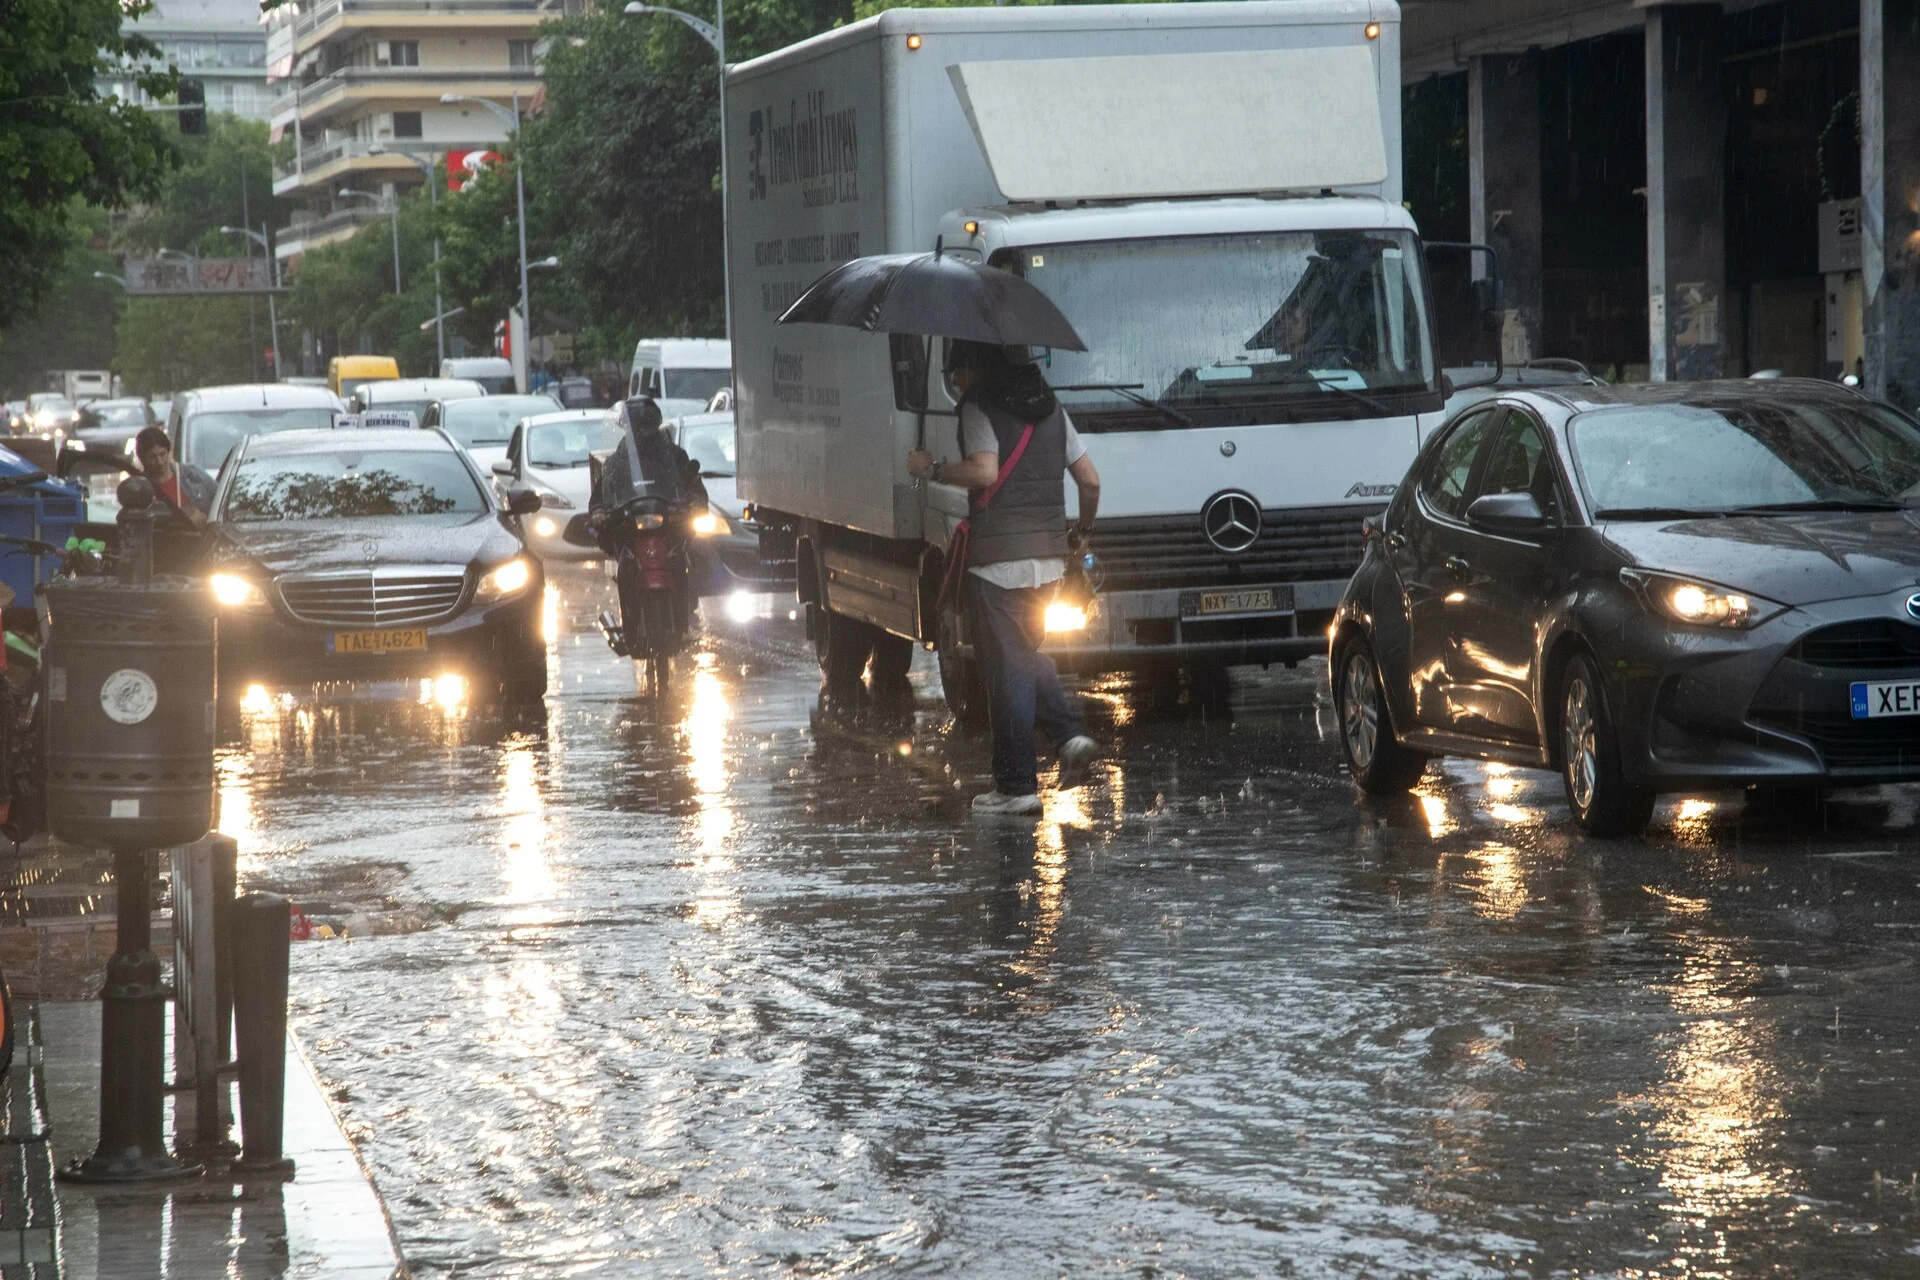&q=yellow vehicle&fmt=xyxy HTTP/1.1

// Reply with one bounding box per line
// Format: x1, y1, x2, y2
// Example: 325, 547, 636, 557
327, 355, 400, 401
